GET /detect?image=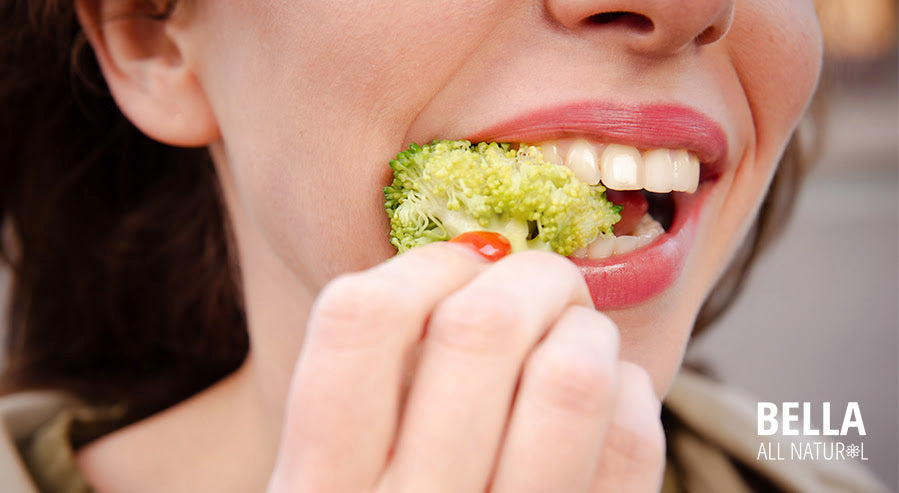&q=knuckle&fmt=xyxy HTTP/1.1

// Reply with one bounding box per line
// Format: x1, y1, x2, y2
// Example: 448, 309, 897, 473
510, 249, 584, 278
408, 239, 481, 265
526, 343, 616, 415
605, 417, 666, 472
505, 250, 591, 301
309, 272, 405, 350
509, 248, 565, 265
603, 362, 666, 472
428, 287, 527, 355
619, 361, 654, 394
569, 305, 621, 351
